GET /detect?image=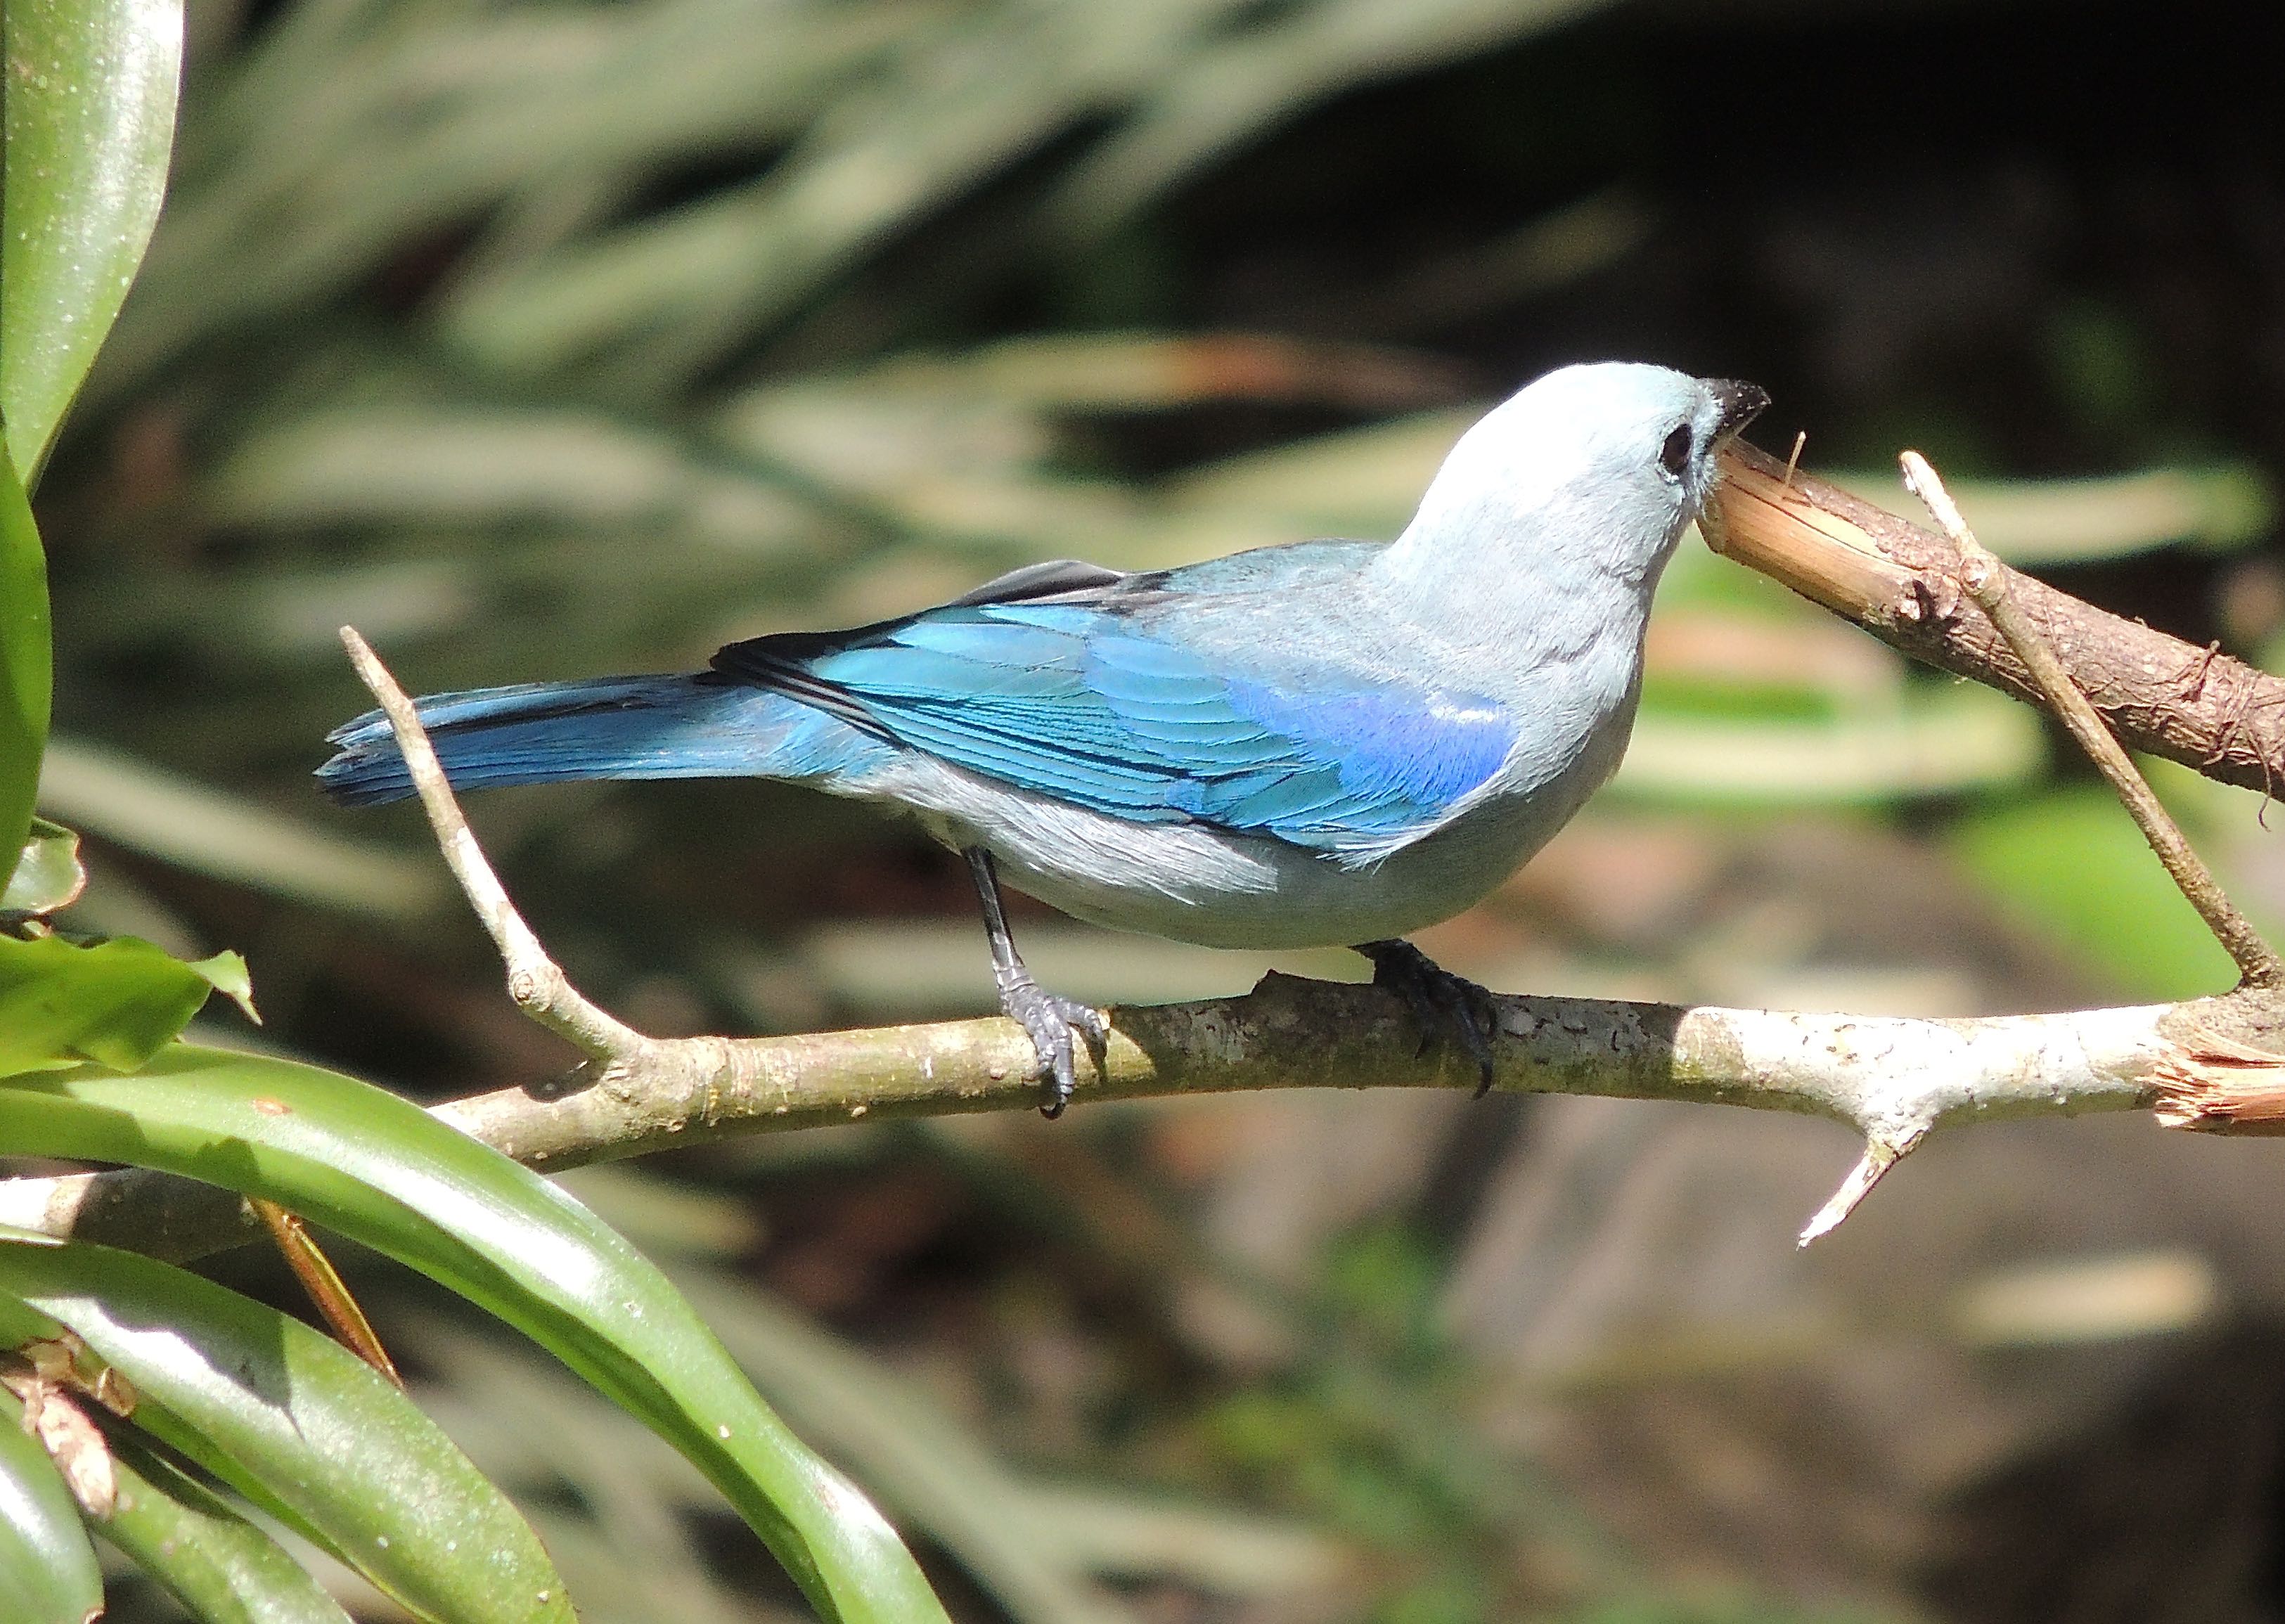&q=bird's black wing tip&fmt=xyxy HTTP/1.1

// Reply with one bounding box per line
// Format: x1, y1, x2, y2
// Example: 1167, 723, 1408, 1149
951, 558, 1130, 607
